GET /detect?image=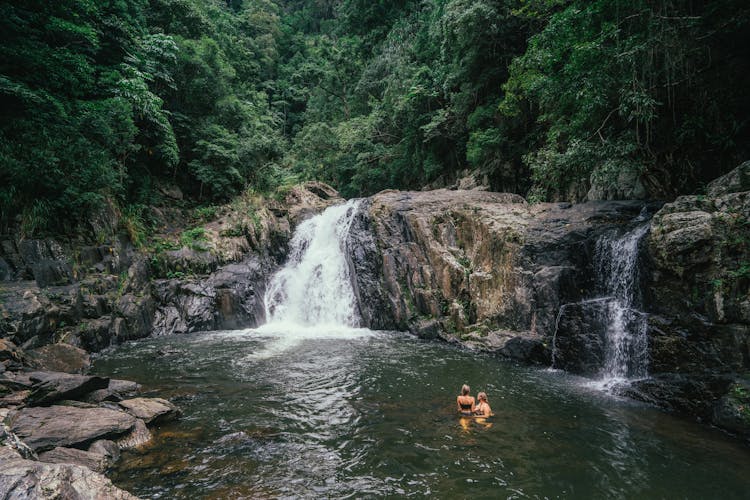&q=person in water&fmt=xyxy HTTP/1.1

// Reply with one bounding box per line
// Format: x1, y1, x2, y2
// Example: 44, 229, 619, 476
473, 391, 492, 417
456, 384, 475, 416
